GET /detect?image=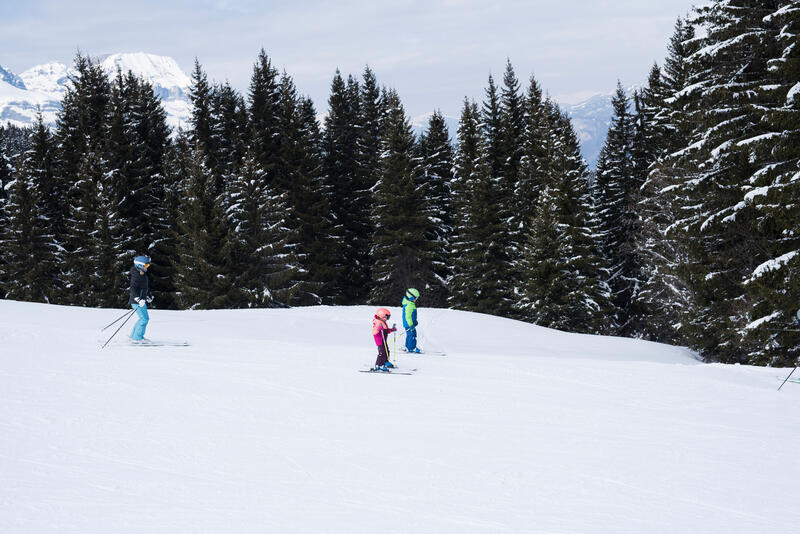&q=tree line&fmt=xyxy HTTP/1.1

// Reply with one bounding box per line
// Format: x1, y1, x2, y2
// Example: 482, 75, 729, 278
1, 0, 798, 365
